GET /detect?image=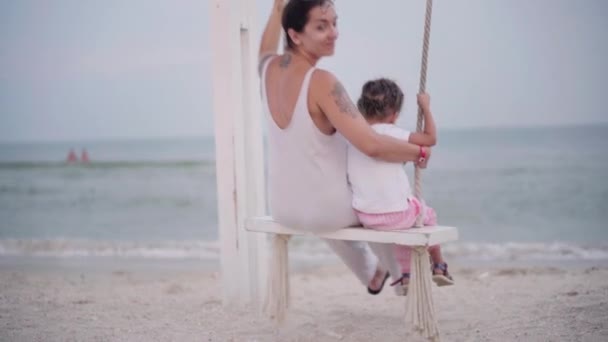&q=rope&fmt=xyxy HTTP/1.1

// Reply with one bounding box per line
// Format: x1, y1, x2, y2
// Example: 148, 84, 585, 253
407, 1, 440, 341
414, 0, 433, 228
263, 233, 291, 323
406, 247, 440, 341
